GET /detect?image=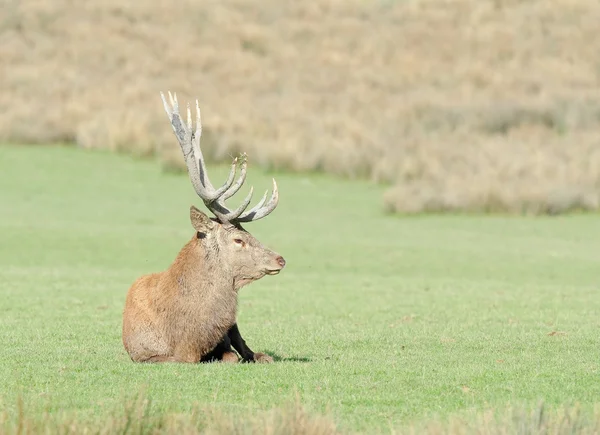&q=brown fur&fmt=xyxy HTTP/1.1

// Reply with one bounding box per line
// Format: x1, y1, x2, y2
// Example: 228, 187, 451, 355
122, 206, 285, 363
221, 352, 240, 364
